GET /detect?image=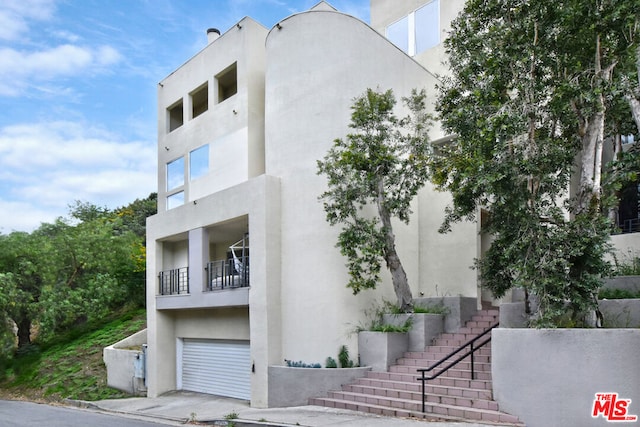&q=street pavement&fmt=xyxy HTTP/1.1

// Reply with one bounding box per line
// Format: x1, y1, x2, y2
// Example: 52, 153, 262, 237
76, 391, 506, 426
